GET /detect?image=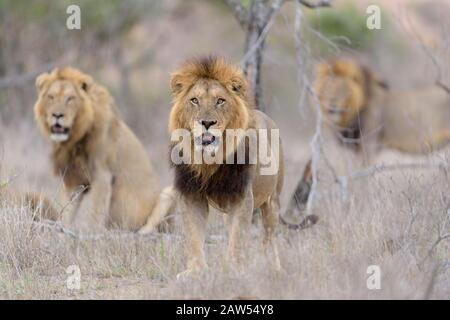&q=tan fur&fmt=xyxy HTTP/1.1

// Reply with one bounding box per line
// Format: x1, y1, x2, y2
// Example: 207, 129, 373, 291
168, 57, 284, 278
314, 59, 450, 155
34, 67, 175, 233
0, 187, 59, 221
